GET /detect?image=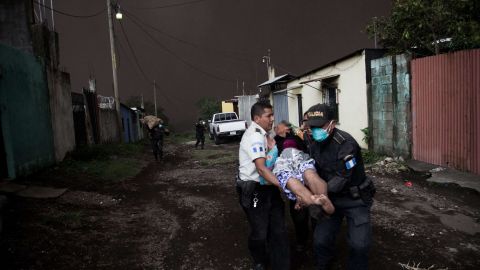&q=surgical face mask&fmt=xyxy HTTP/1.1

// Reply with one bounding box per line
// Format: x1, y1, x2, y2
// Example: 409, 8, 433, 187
311, 127, 329, 142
